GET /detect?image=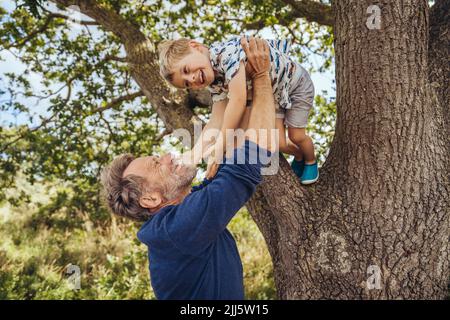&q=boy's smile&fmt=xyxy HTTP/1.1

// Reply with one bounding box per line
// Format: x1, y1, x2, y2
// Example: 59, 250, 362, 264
170, 43, 215, 90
